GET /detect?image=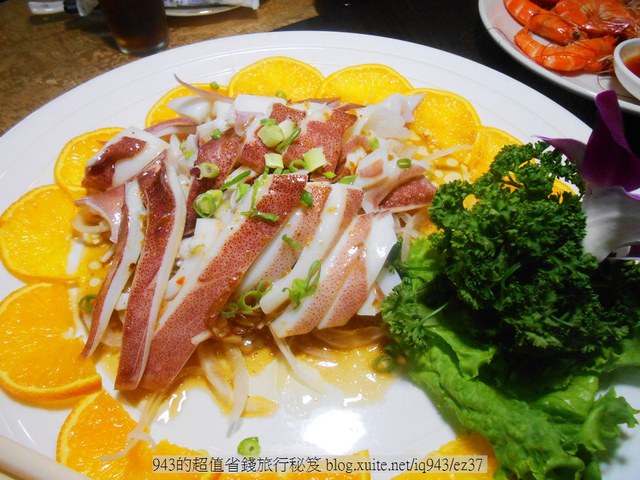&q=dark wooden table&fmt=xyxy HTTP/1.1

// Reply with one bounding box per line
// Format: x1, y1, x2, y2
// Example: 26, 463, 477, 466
285, 0, 640, 152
